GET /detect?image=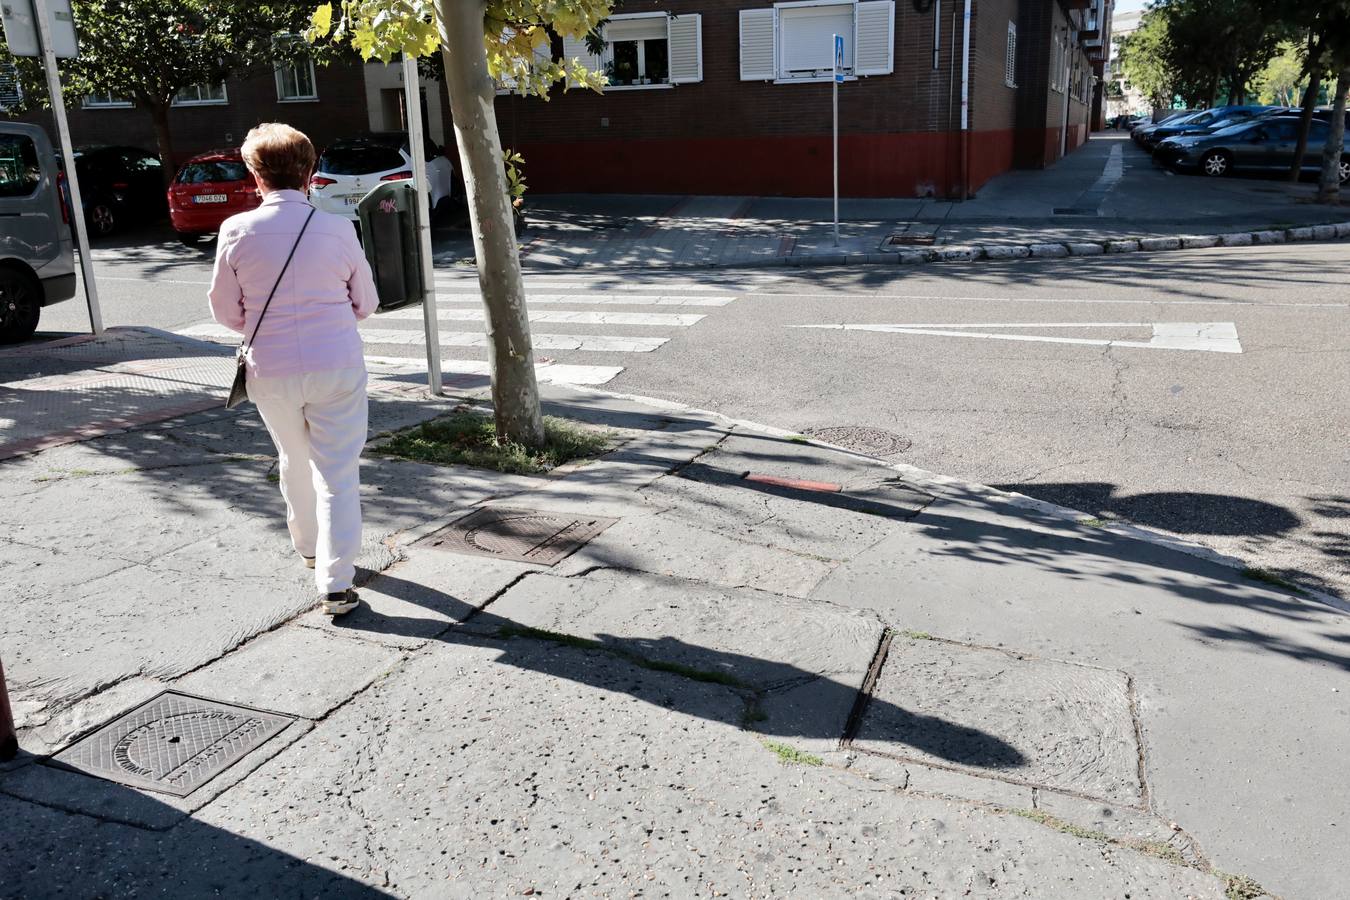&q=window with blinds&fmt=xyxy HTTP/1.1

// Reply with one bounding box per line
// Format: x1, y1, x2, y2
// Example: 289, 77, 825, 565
1005, 22, 1017, 88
